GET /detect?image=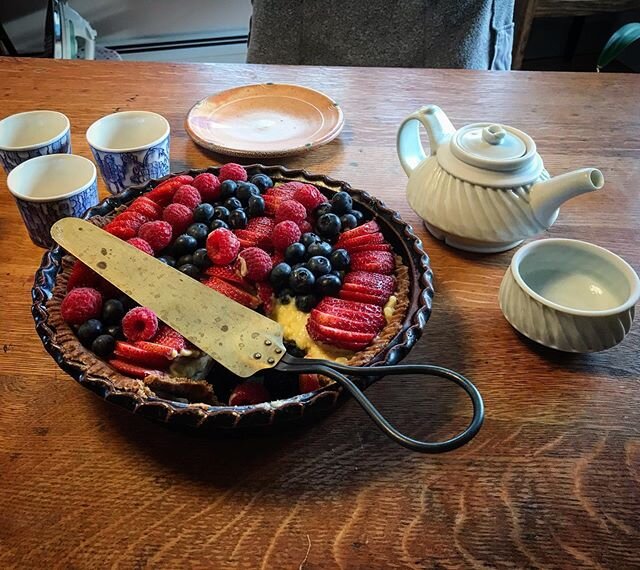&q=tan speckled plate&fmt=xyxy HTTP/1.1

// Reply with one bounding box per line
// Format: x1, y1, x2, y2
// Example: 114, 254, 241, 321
185, 84, 344, 158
